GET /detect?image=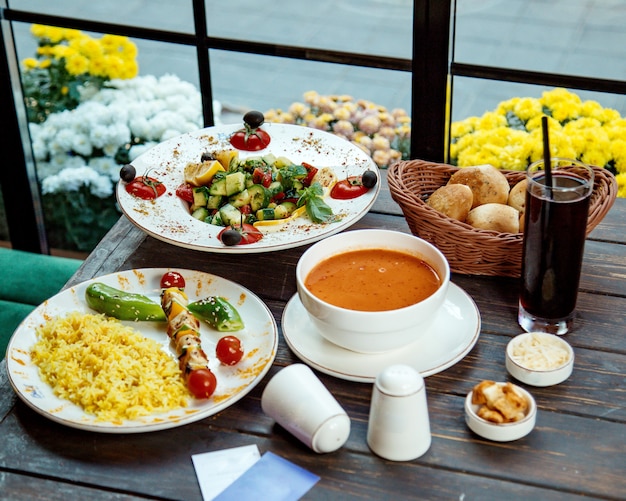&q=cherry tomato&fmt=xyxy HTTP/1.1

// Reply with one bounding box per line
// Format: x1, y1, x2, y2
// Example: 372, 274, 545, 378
229, 111, 271, 151
302, 162, 319, 187
330, 176, 369, 200
160, 271, 186, 289
216, 336, 244, 366
252, 167, 272, 187
125, 176, 166, 200
176, 183, 194, 204
230, 129, 271, 151
187, 368, 217, 399
218, 223, 263, 245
